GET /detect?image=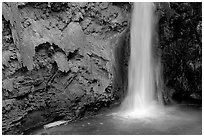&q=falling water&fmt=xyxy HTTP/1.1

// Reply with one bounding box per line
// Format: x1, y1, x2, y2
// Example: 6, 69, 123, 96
118, 3, 165, 118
